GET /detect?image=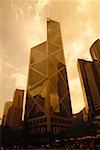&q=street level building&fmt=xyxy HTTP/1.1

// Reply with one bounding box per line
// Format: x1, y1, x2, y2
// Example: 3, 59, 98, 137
24, 20, 73, 134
